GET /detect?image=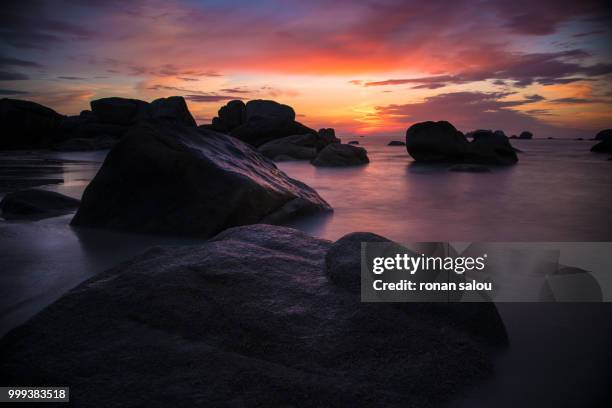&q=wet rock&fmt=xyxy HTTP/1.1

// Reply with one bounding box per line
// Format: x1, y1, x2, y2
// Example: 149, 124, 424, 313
0, 224, 506, 407
0, 189, 80, 219
311, 143, 369, 167
71, 123, 331, 237
0, 99, 64, 150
